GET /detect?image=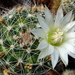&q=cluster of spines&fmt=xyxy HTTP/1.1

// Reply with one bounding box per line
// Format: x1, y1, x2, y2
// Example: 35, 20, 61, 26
0, 5, 39, 75
61, 0, 75, 16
